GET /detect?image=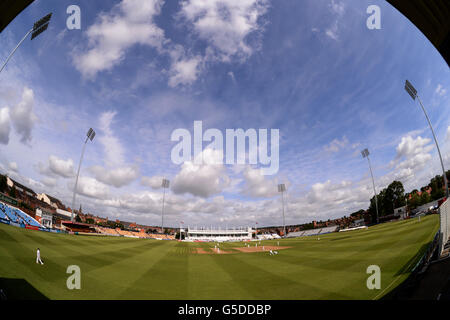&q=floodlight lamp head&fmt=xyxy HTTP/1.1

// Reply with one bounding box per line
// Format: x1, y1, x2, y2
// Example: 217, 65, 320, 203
361, 148, 369, 158
33, 13, 52, 31
405, 80, 417, 101
162, 178, 170, 188
31, 13, 52, 40
31, 23, 49, 40
87, 128, 96, 141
